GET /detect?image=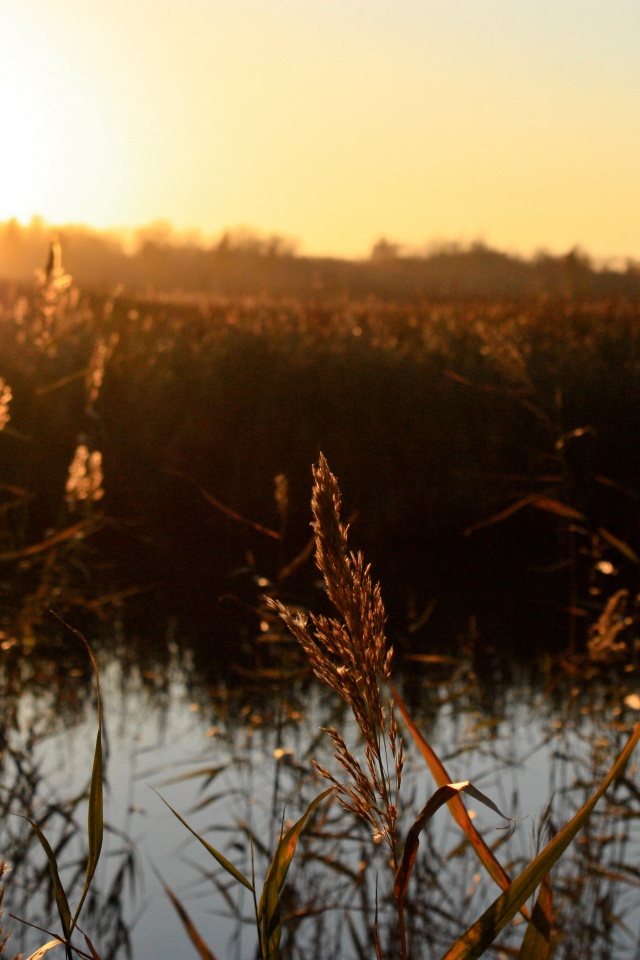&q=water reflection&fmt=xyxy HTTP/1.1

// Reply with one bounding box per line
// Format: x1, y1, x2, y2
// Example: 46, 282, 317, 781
2, 625, 640, 959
